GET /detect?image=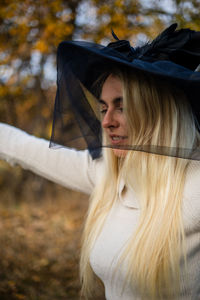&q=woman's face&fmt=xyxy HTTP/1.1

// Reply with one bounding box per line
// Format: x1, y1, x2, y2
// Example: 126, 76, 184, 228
100, 74, 128, 157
